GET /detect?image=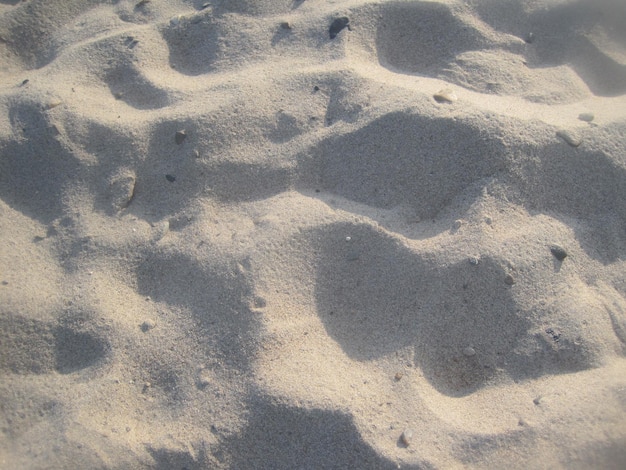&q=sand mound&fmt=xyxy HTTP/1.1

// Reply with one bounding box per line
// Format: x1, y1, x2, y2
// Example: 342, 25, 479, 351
1, 0, 626, 468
